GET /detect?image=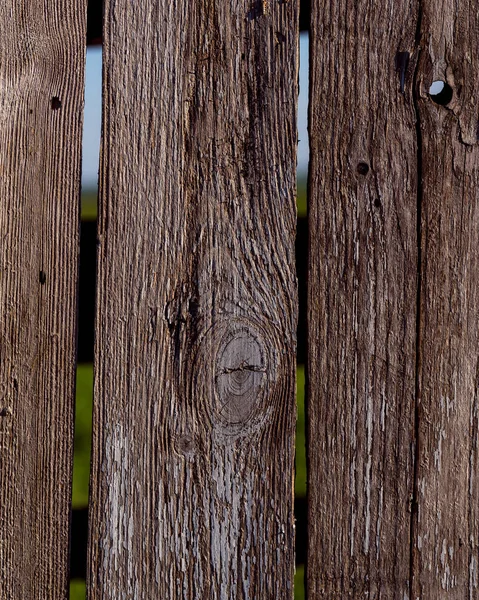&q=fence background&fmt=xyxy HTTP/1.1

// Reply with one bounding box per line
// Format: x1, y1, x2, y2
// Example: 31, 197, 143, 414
1, 0, 479, 599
